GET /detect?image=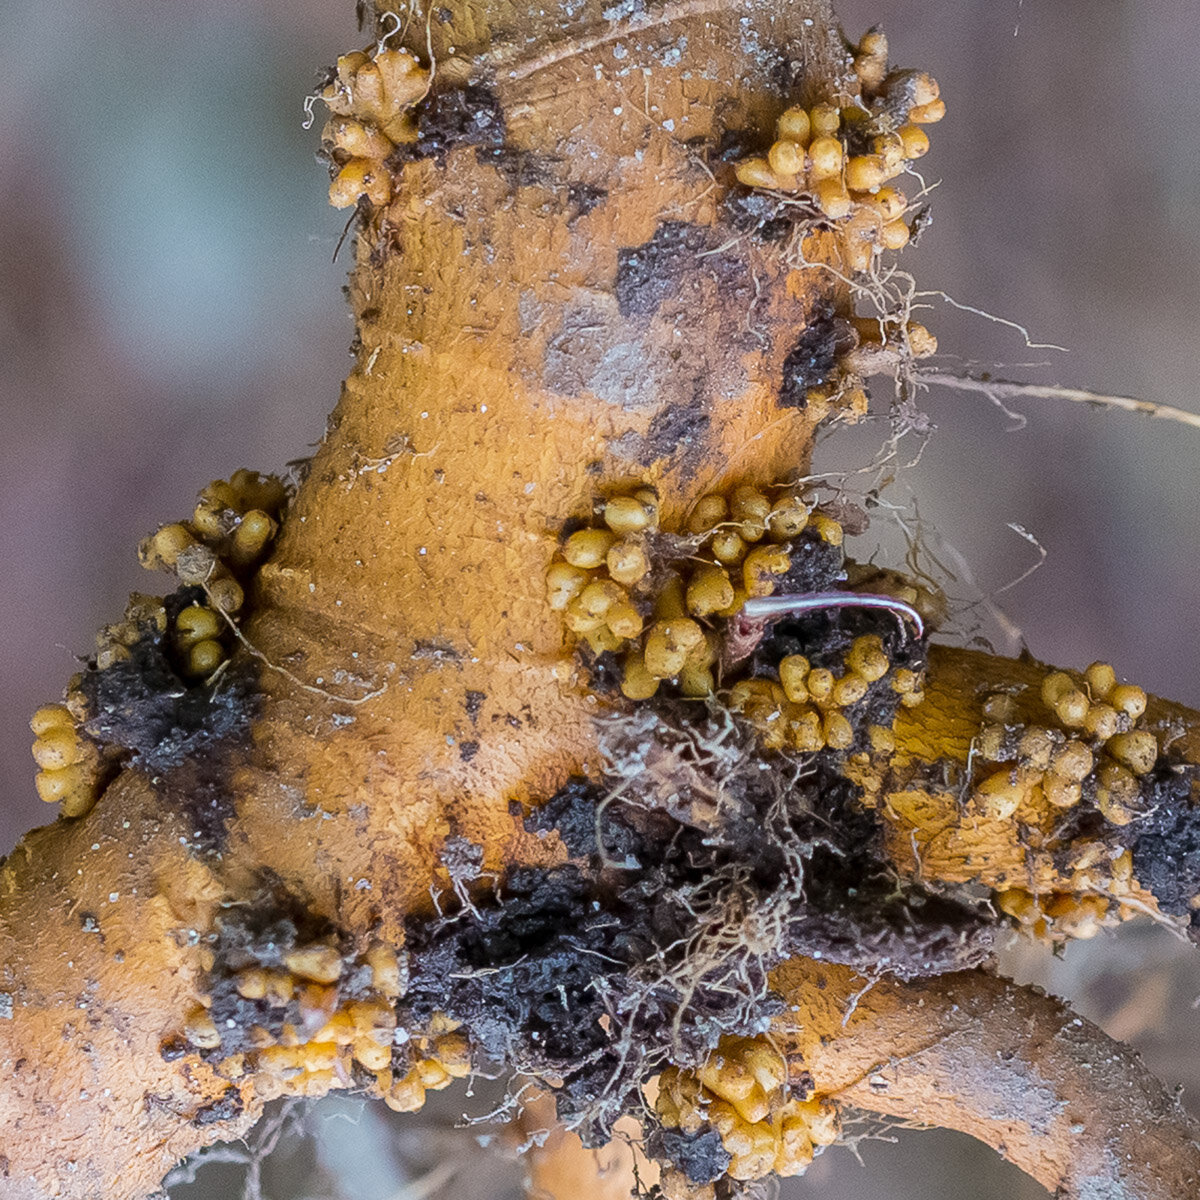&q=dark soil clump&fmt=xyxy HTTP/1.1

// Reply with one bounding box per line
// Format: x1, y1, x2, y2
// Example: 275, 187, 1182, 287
1130, 762, 1200, 922
403, 696, 995, 1144
79, 587, 255, 775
